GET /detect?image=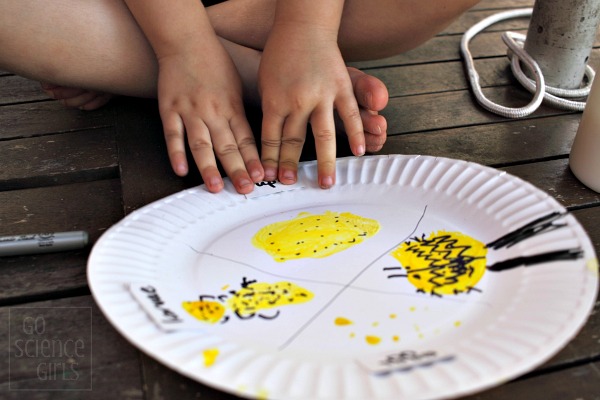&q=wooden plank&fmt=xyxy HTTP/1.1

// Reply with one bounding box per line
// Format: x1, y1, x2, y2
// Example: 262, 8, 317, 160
503, 159, 600, 209
0, 295, 144, 399
0, 75, 48, 105
0, 101, 114, 140
114, 97, 200, 214
381, 86, 576, 136
463, 361, 600, 399
139, 353, 239, 400
0, 179, 123, 301
378, 114, 579, 165
369, 49, 600, 98
0, 128, 118, 191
